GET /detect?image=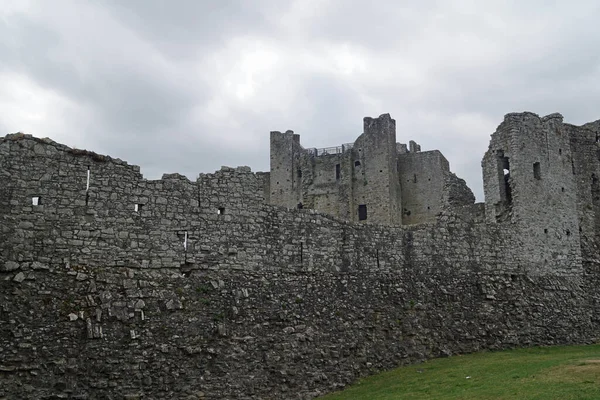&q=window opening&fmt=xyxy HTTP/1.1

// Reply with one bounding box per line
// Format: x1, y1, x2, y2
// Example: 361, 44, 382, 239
533, 162, 541, 180
85, 166, 91, 206
32, 196, 41, 206
413, 174, 417, 183
134, 204, 144, 212
354, 160, 361, 167
559, 148, 562, 155
358, 204, 367, 221
183, 231, 188, 250
335, 164, 341, 180
217, 207, 225, 215
297, 203, 303, 209
86, 166, 90, 191
497, 151, 512, 205
297, 169, 302, 178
